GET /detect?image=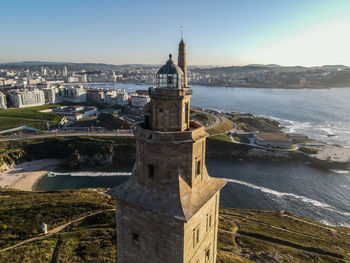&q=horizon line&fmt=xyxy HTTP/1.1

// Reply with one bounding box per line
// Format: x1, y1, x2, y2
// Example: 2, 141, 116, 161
0, 60, 348, 69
